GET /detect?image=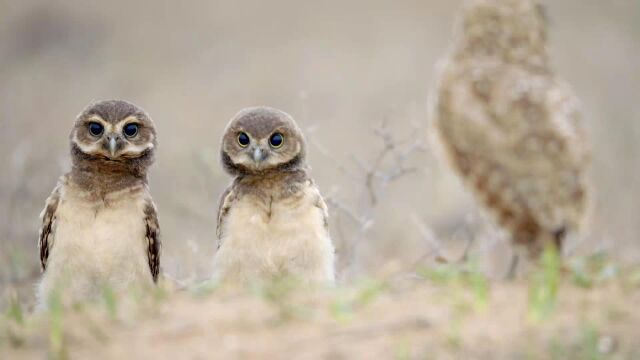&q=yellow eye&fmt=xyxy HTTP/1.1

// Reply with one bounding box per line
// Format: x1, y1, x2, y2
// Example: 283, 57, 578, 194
237, 132, 250, 147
